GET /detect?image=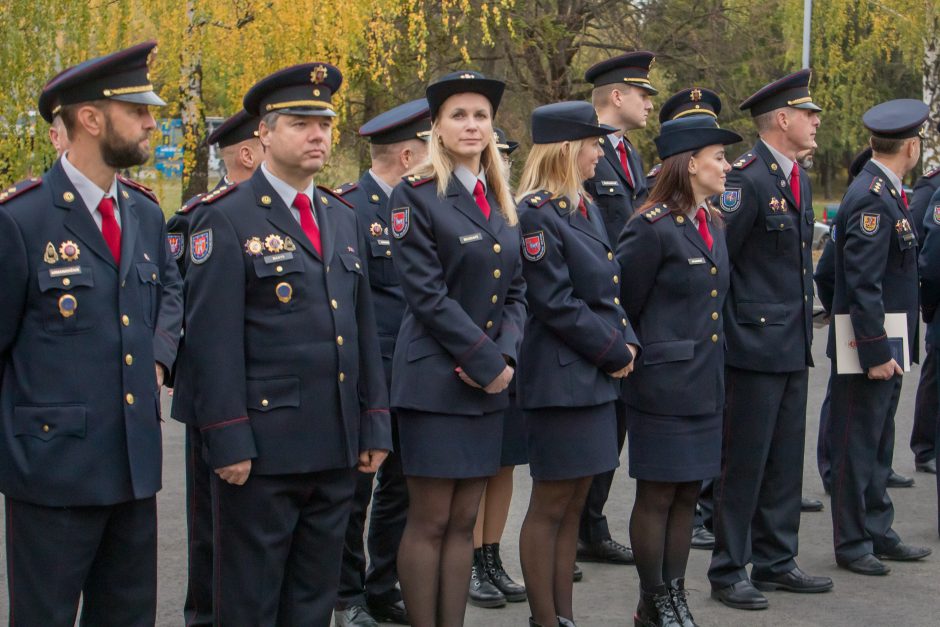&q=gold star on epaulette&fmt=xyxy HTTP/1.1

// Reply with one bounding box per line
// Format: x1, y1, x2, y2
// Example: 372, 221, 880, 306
529, 196, 542, 205
333, 187, 343, 194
